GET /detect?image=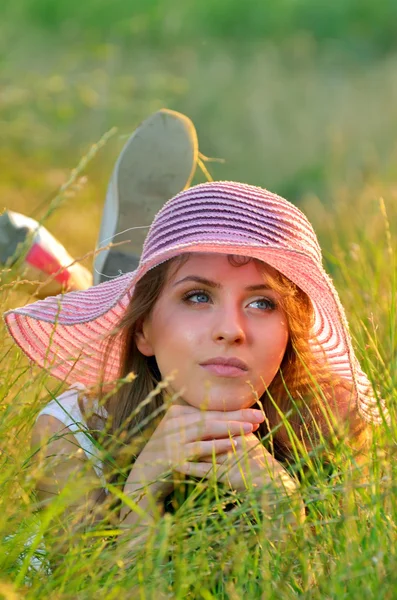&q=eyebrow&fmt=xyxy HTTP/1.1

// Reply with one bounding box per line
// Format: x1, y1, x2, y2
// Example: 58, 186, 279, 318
173, 275, 273, 292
